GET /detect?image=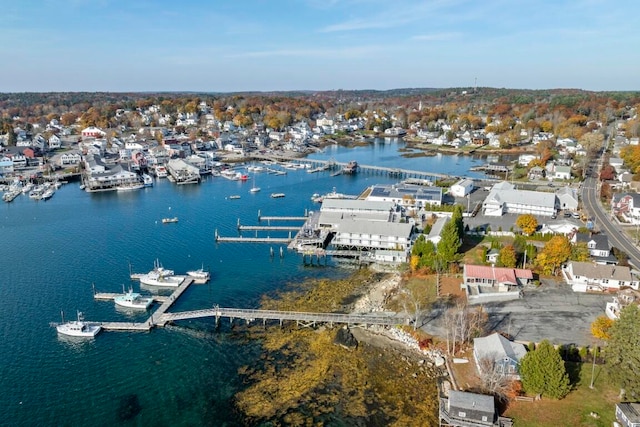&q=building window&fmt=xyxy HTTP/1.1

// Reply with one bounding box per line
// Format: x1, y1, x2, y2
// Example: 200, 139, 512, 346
482, 416, 488, 422
458, 411, 466, 418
